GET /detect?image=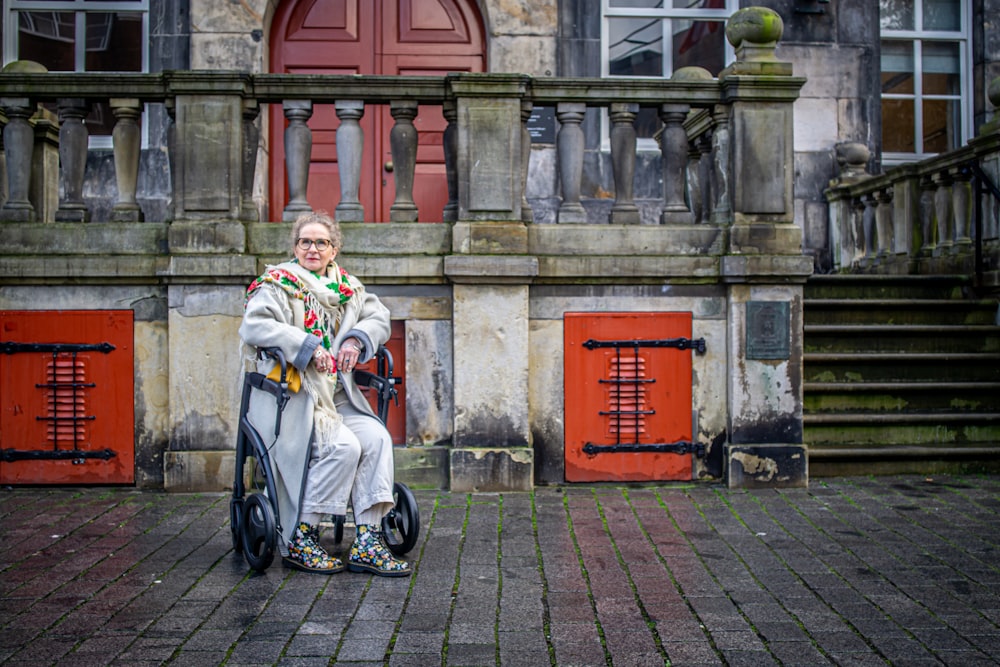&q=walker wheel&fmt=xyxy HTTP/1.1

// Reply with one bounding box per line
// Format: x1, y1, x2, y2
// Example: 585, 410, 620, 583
230, 497, 244, 554
382, 482, 419, 556
241, 493, 276, 572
